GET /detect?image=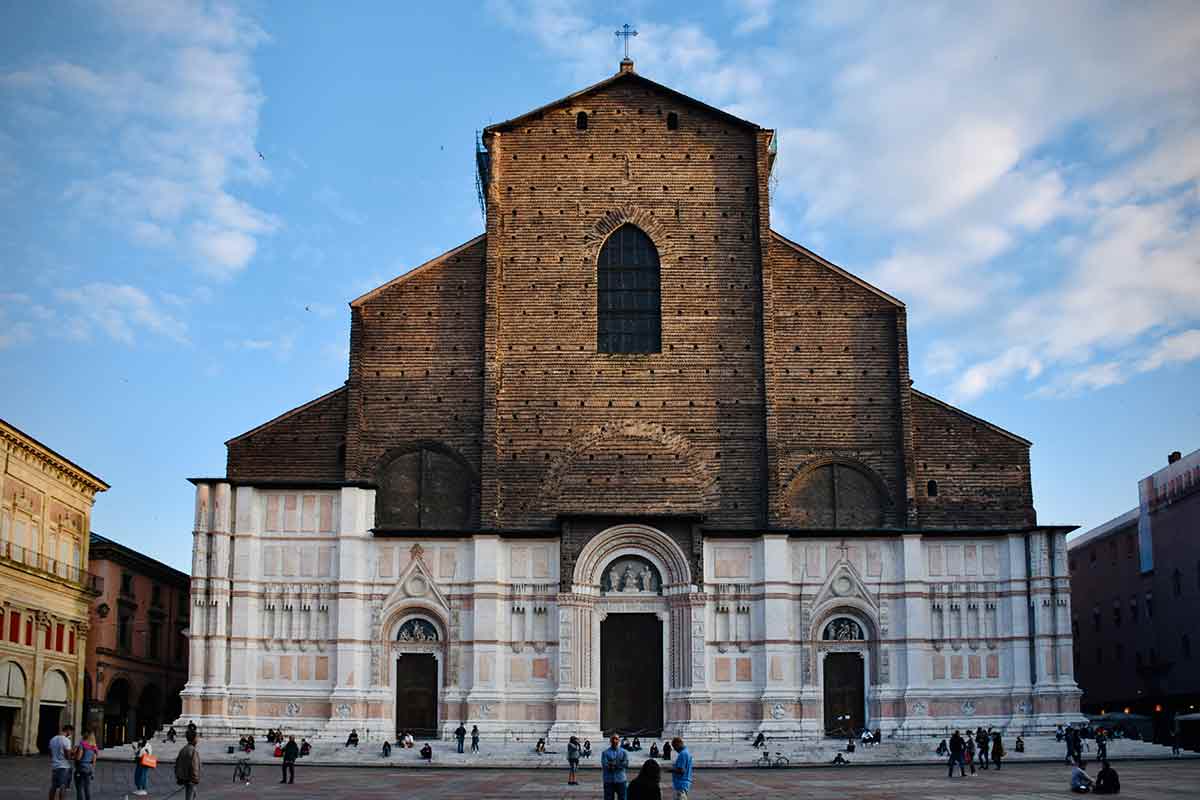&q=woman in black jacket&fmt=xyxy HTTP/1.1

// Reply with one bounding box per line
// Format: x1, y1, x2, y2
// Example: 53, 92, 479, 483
628, 758, 662, 800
